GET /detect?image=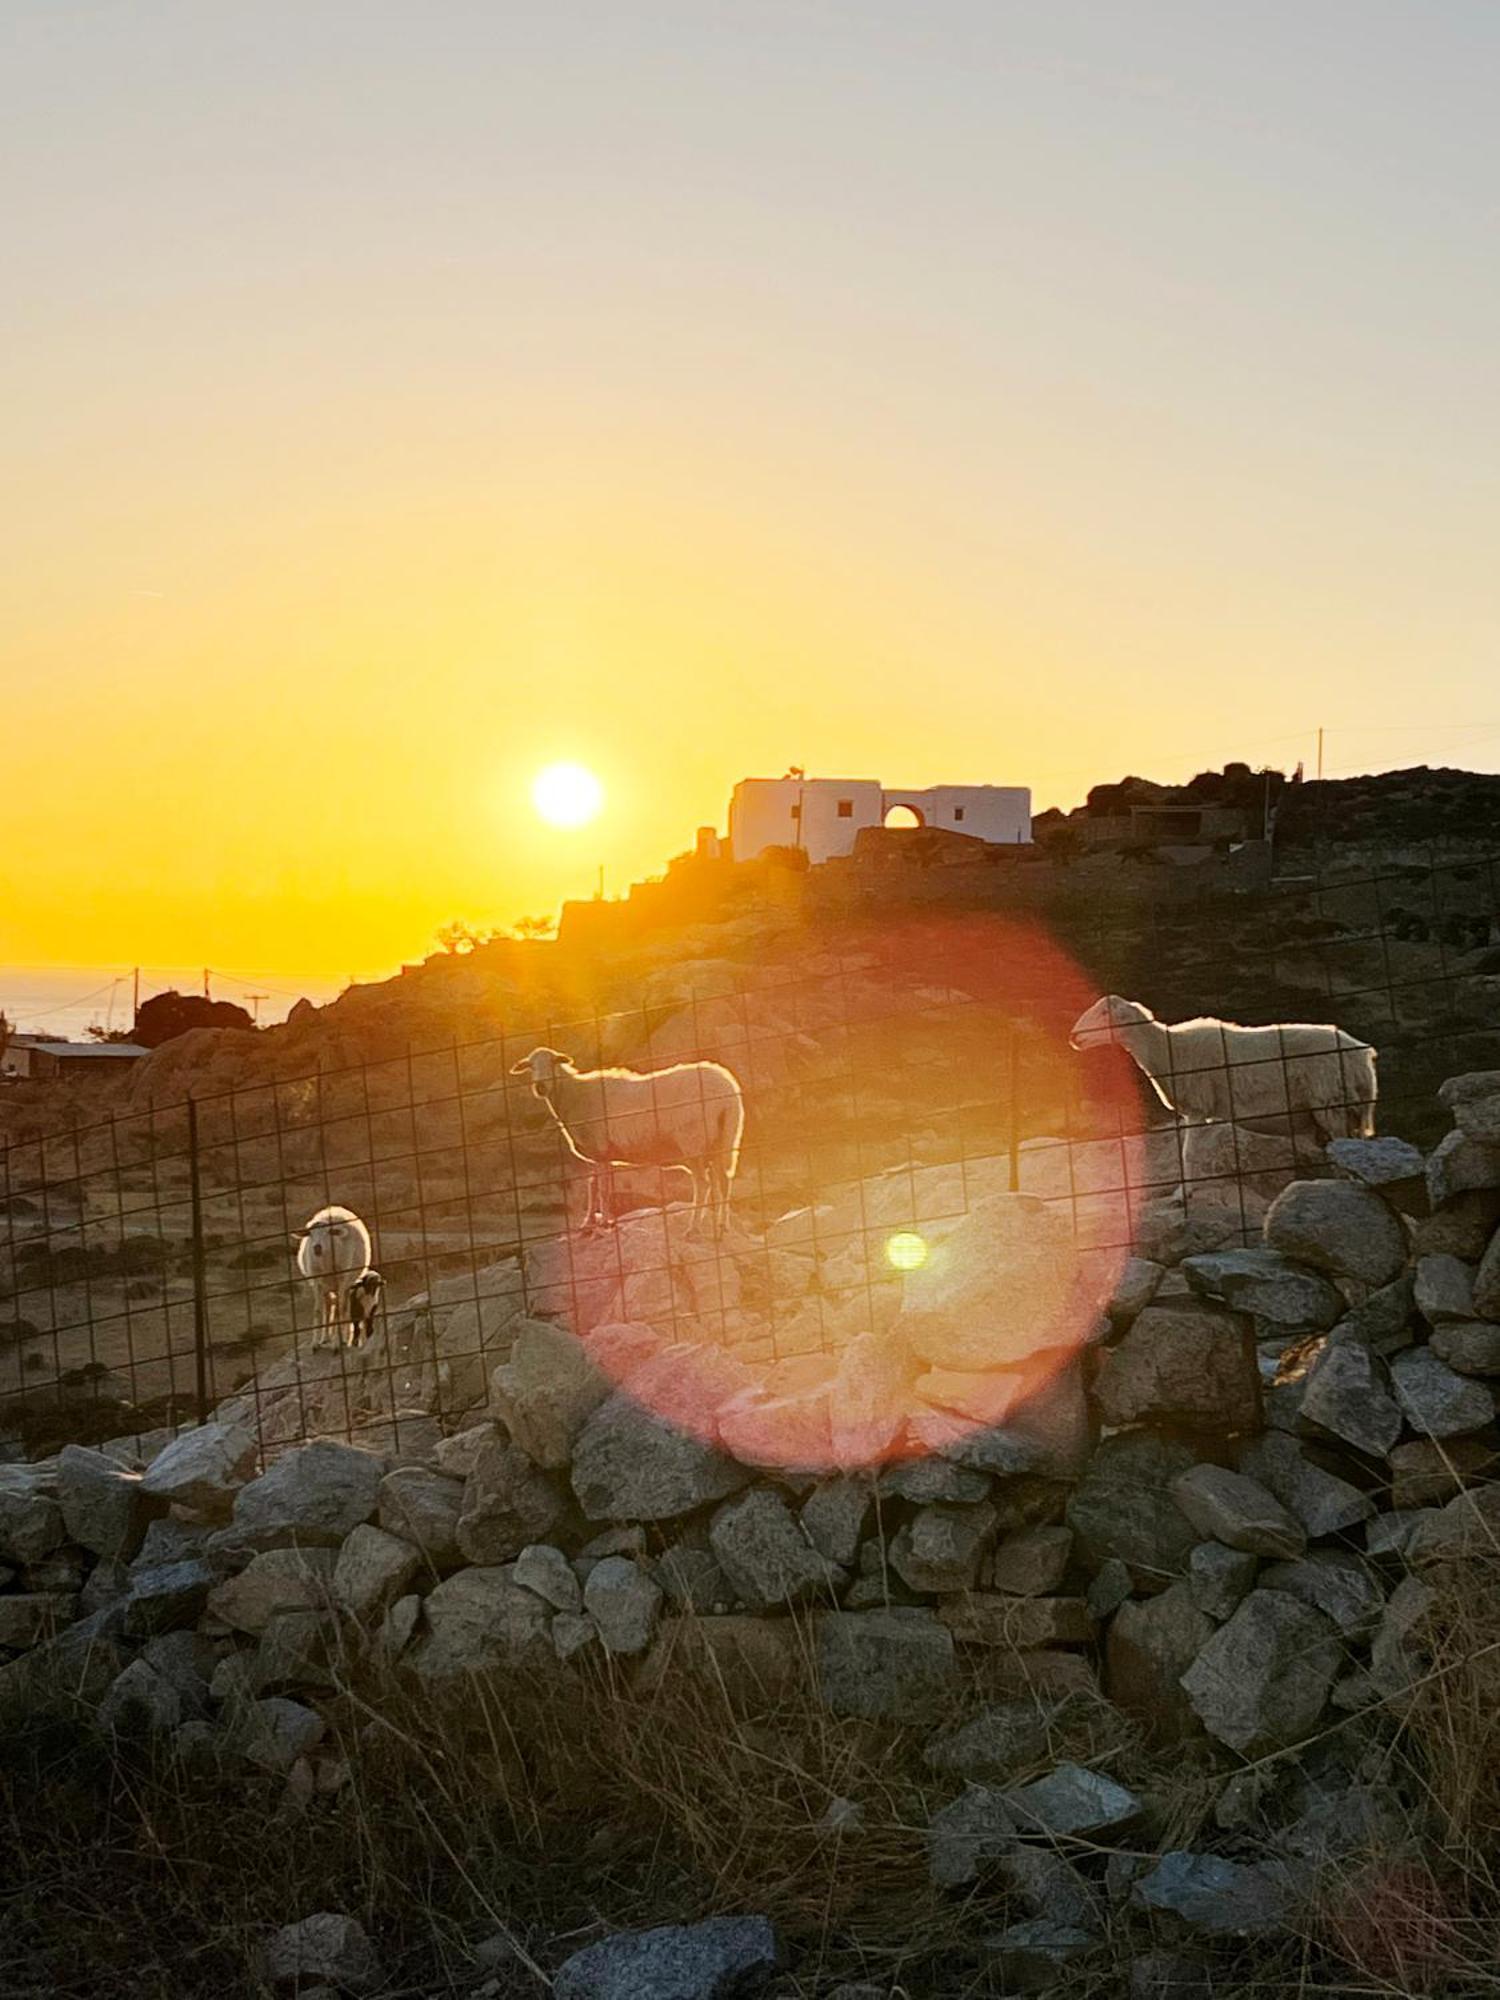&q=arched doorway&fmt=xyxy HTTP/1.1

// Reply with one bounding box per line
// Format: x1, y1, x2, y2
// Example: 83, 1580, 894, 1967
883, 803, 924, 829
